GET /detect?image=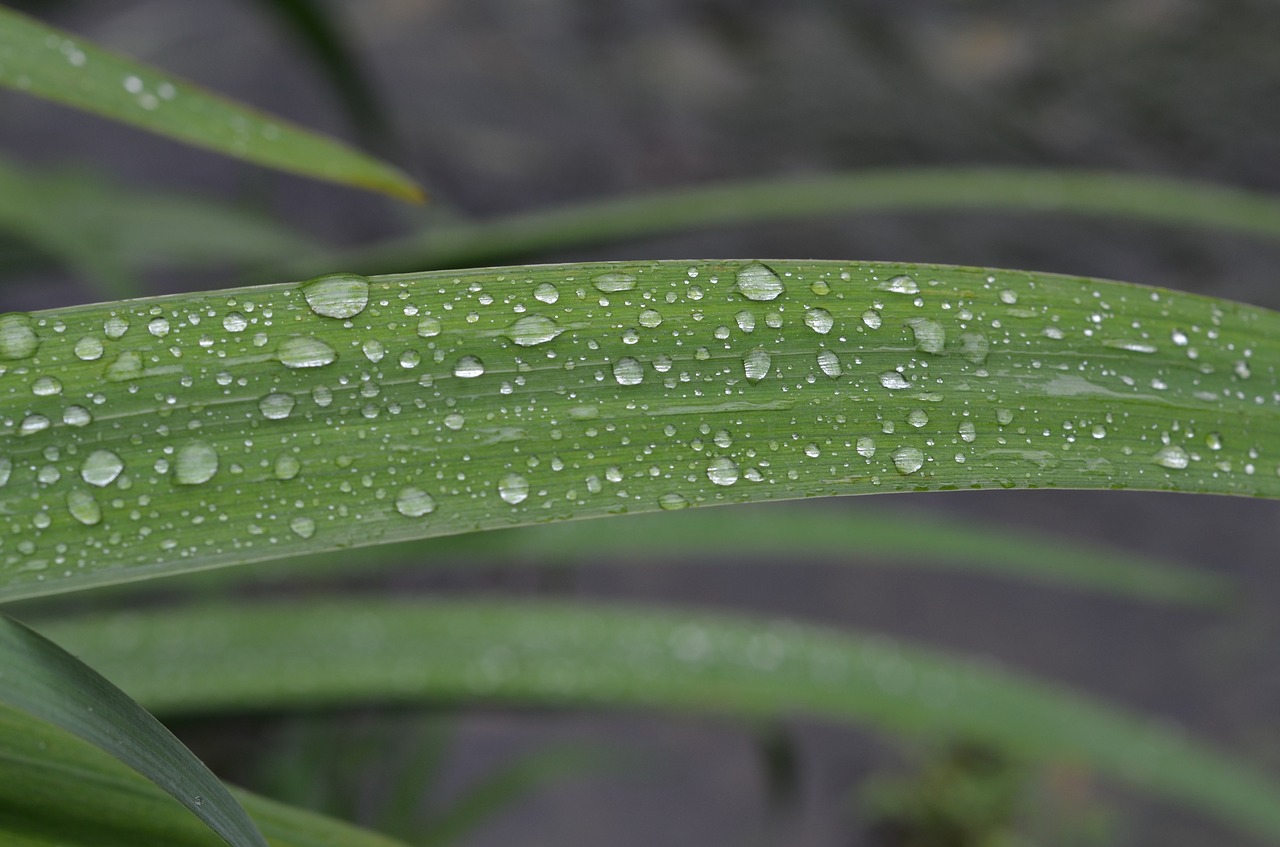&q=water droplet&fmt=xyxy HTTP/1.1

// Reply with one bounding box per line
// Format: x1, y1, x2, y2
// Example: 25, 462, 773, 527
880, 275, 918, 295
804, 308, 834, 334
104, 351, 144, 381
706, 457, 740, 486
907, 409, 929, 428
861, 309, 883, 329
31, 376, 62, 396
743, 349, 772, 383
223, 312, 248, 332
302, 273, 370, 319
817, 350, 842, 378
612, 357, 644, 386
958, 421, 977, 443
892, 446, 924, 475
906, 318, 945, 354
506, 314, 563, 347
499, 473, 529, 504
0, 314, 39, 359
639, 309, 663, 329
66, 490, 102, 526
592, 272, 637, 293
996, 409, 1015, 426
278, 337, 336, 369
804, 443, 821, 458
999, 289, 1019, 305
395, 486, 437, 518
659, 492, 690, 510
1152, 445, 1189, 470
173, 442, 219, 485
1205, 432, 1223, 451
63, 406, 92, 427
1171, 328, 1189, 347
0, 457, 10, 487
856, 436, 876, 458
444, 412, 465, 430
534, 282, 559, 304
103, 315, 129, 339
735, 262, 784, 301
417, 316, 442, 338
19, 414, 50, 436
147, 317, 170, 337
362, 339, 385, 363
453, 355, 485, 379
258, 393, 295, 420
734, 310, 756, 333
74, 336, 104, 361
879, 371, 910, 390
289, 516, 316, 539
956, 333, 990, 365
81, 449, 124, 487
273, 454, 301, 480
